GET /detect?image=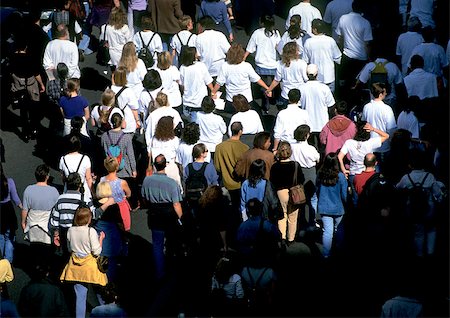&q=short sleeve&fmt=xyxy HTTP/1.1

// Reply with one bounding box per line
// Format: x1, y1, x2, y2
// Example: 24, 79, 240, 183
246, 63, 261, 83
